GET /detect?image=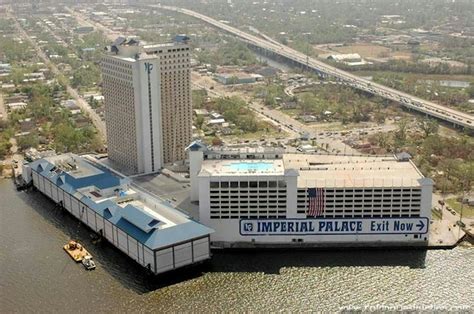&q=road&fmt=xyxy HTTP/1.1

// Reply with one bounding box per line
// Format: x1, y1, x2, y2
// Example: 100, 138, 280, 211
429, 193, 471, 246
191, 72, 362, 154
66, 8, 120, 42
11, 16, 107, 140
157, 5, 474, 131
